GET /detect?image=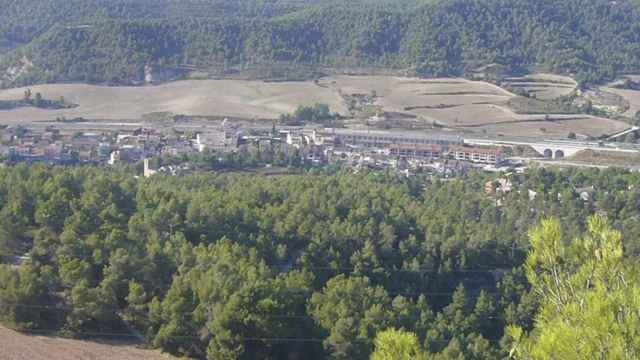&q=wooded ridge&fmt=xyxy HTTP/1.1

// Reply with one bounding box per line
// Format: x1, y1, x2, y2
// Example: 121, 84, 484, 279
2, 0, 640, 86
